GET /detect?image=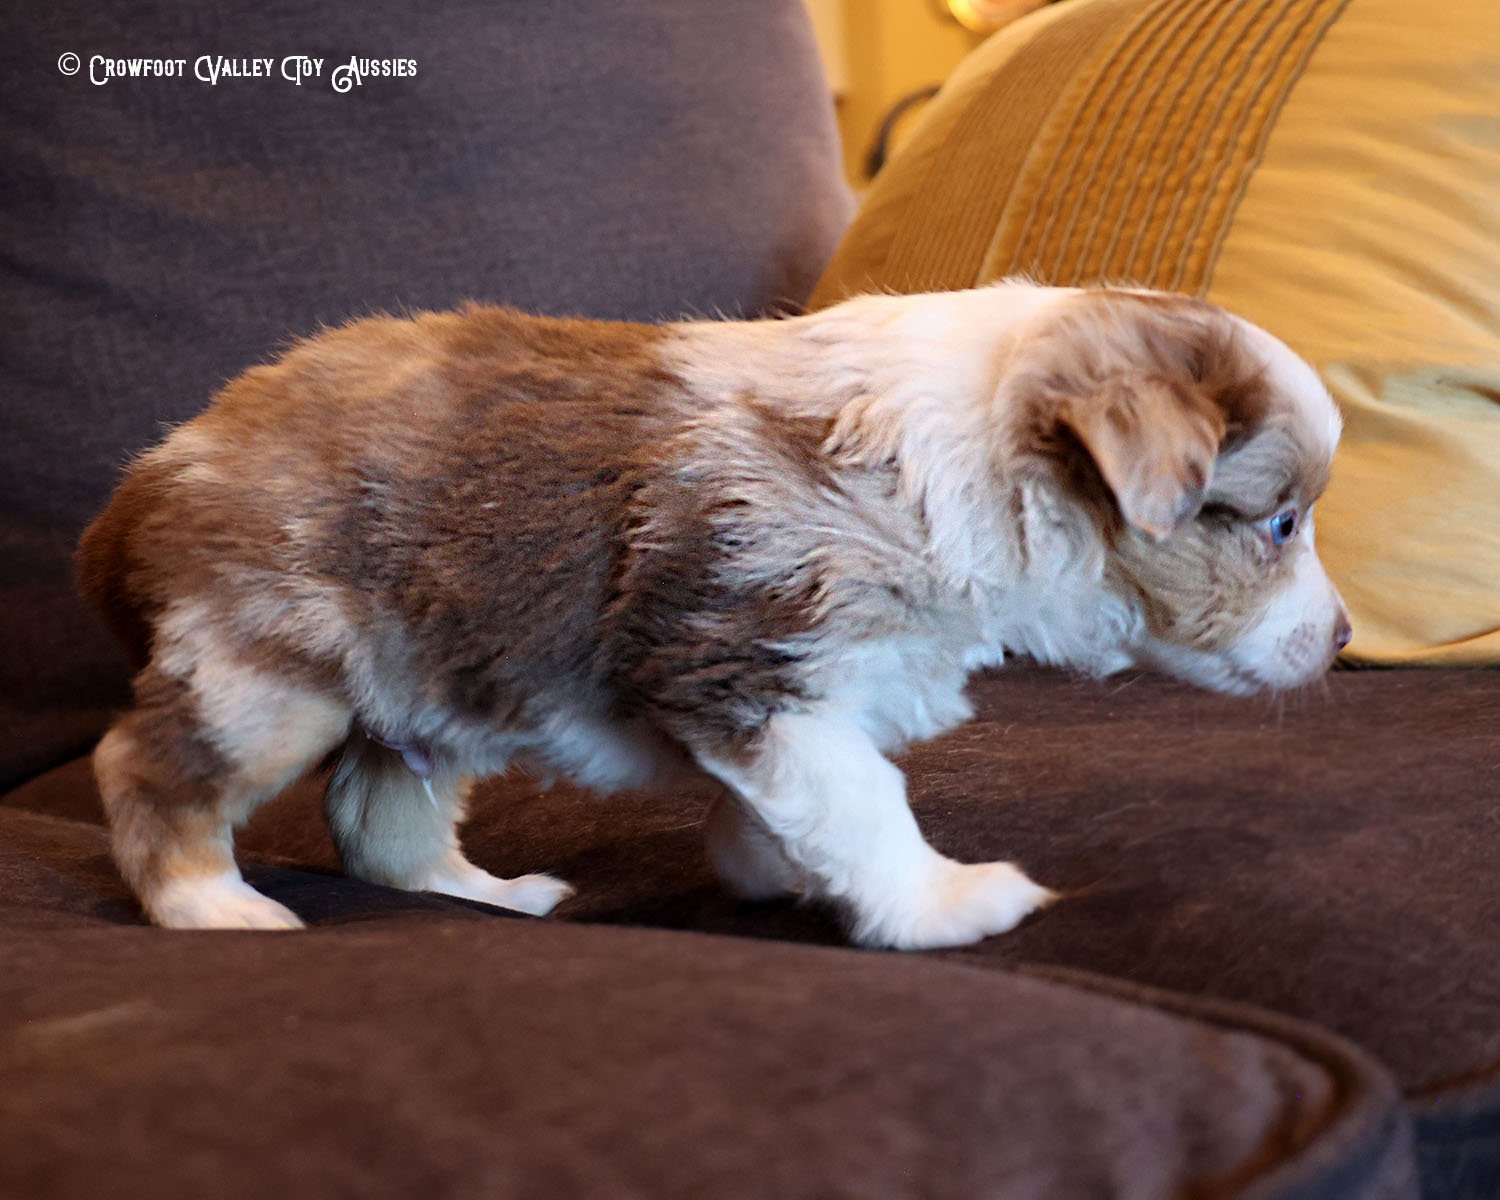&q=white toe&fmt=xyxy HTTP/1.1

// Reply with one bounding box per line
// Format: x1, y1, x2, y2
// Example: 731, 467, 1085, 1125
421, 863, 575, 917
480, 872, 576, 917
856, 860, 1054, 950
147, 872, 305, 931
